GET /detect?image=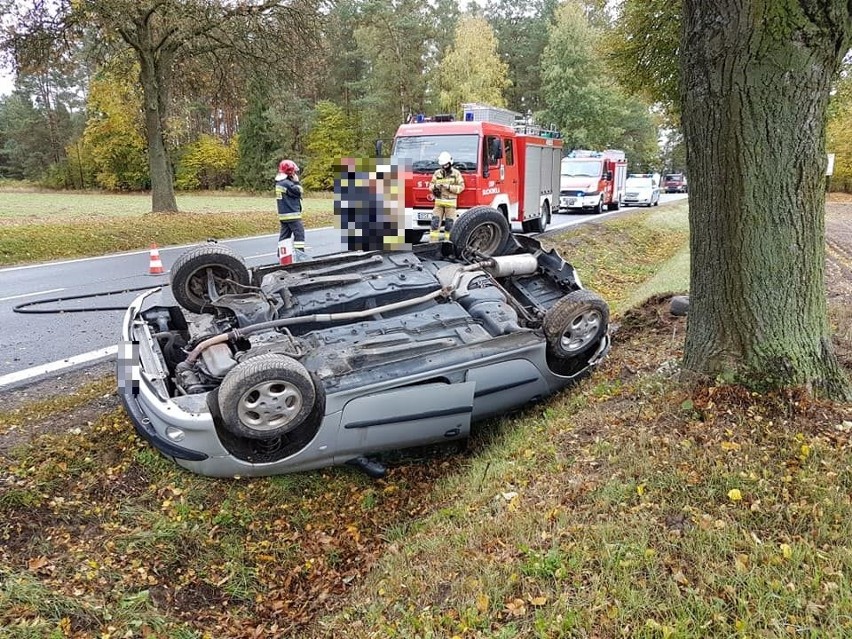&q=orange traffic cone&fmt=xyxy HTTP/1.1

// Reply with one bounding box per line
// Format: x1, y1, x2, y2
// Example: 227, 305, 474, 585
148, 244, 165, 275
